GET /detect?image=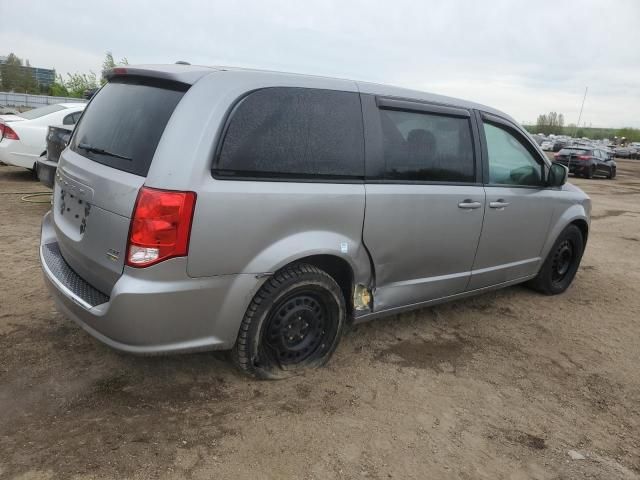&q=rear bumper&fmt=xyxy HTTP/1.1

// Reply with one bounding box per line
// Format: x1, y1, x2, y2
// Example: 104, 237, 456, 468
555, 162, 590, 174
40, 211, 263, 354
0, 140, 38, 169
